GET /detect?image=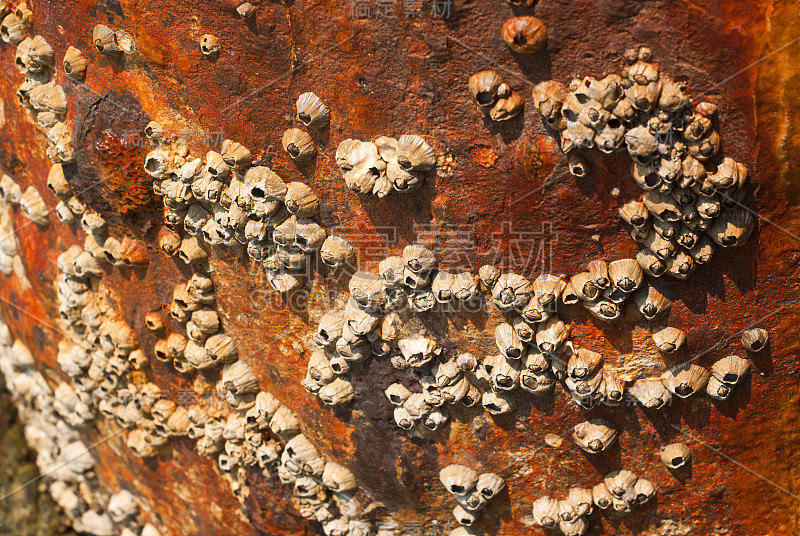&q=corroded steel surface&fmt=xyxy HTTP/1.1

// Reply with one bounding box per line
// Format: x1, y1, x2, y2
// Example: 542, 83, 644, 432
0, 0, 799, 535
